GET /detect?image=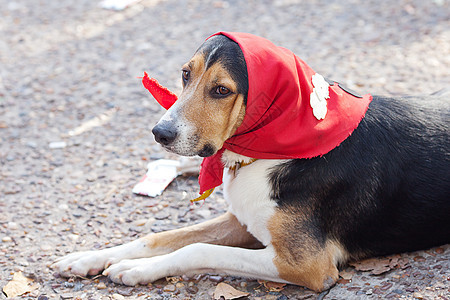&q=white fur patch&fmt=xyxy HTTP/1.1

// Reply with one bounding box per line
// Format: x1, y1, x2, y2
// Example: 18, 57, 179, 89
104, 243, 286, 286
52, 239, 153, 277
154, 105, 197, 156
310, 73, 330, 120
222, 150, 286, 246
